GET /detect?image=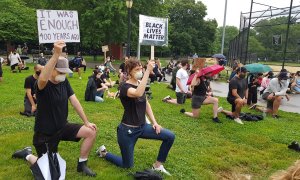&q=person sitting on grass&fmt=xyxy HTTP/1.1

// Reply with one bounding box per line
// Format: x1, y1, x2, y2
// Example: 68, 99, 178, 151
20, 64, 43, 117
9, 50, 23, 73
291, 71, 300, 93
70, 53, 82, 79
85, 69, 108, 103
223, 67, 248, 125
259, 72, 289, 119
180, 70, 223, 123
163, 60, 189, 105
101, 68, 116, 88
96, 58, 175, 176
104, 56, 116, 75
